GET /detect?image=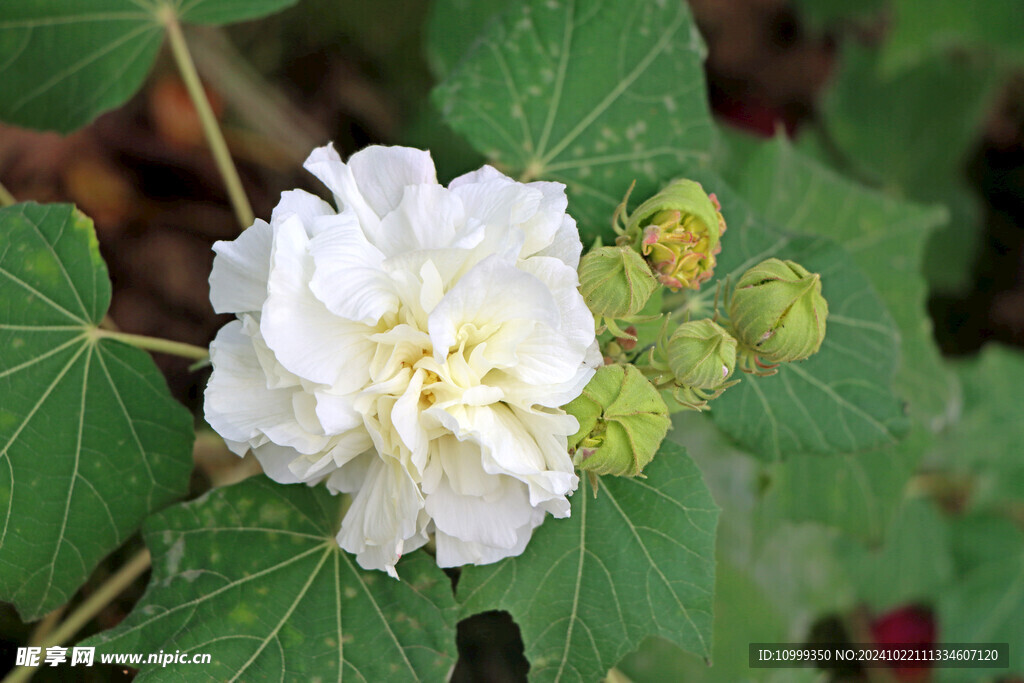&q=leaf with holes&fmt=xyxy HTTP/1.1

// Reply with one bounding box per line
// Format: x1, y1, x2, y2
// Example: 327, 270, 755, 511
0, 202, 193, 620
0, 0, 299, 133
694, 177, 909, 459
432, 0, 715, 243
457, 441, 717, 682
82, 477, 458, 681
